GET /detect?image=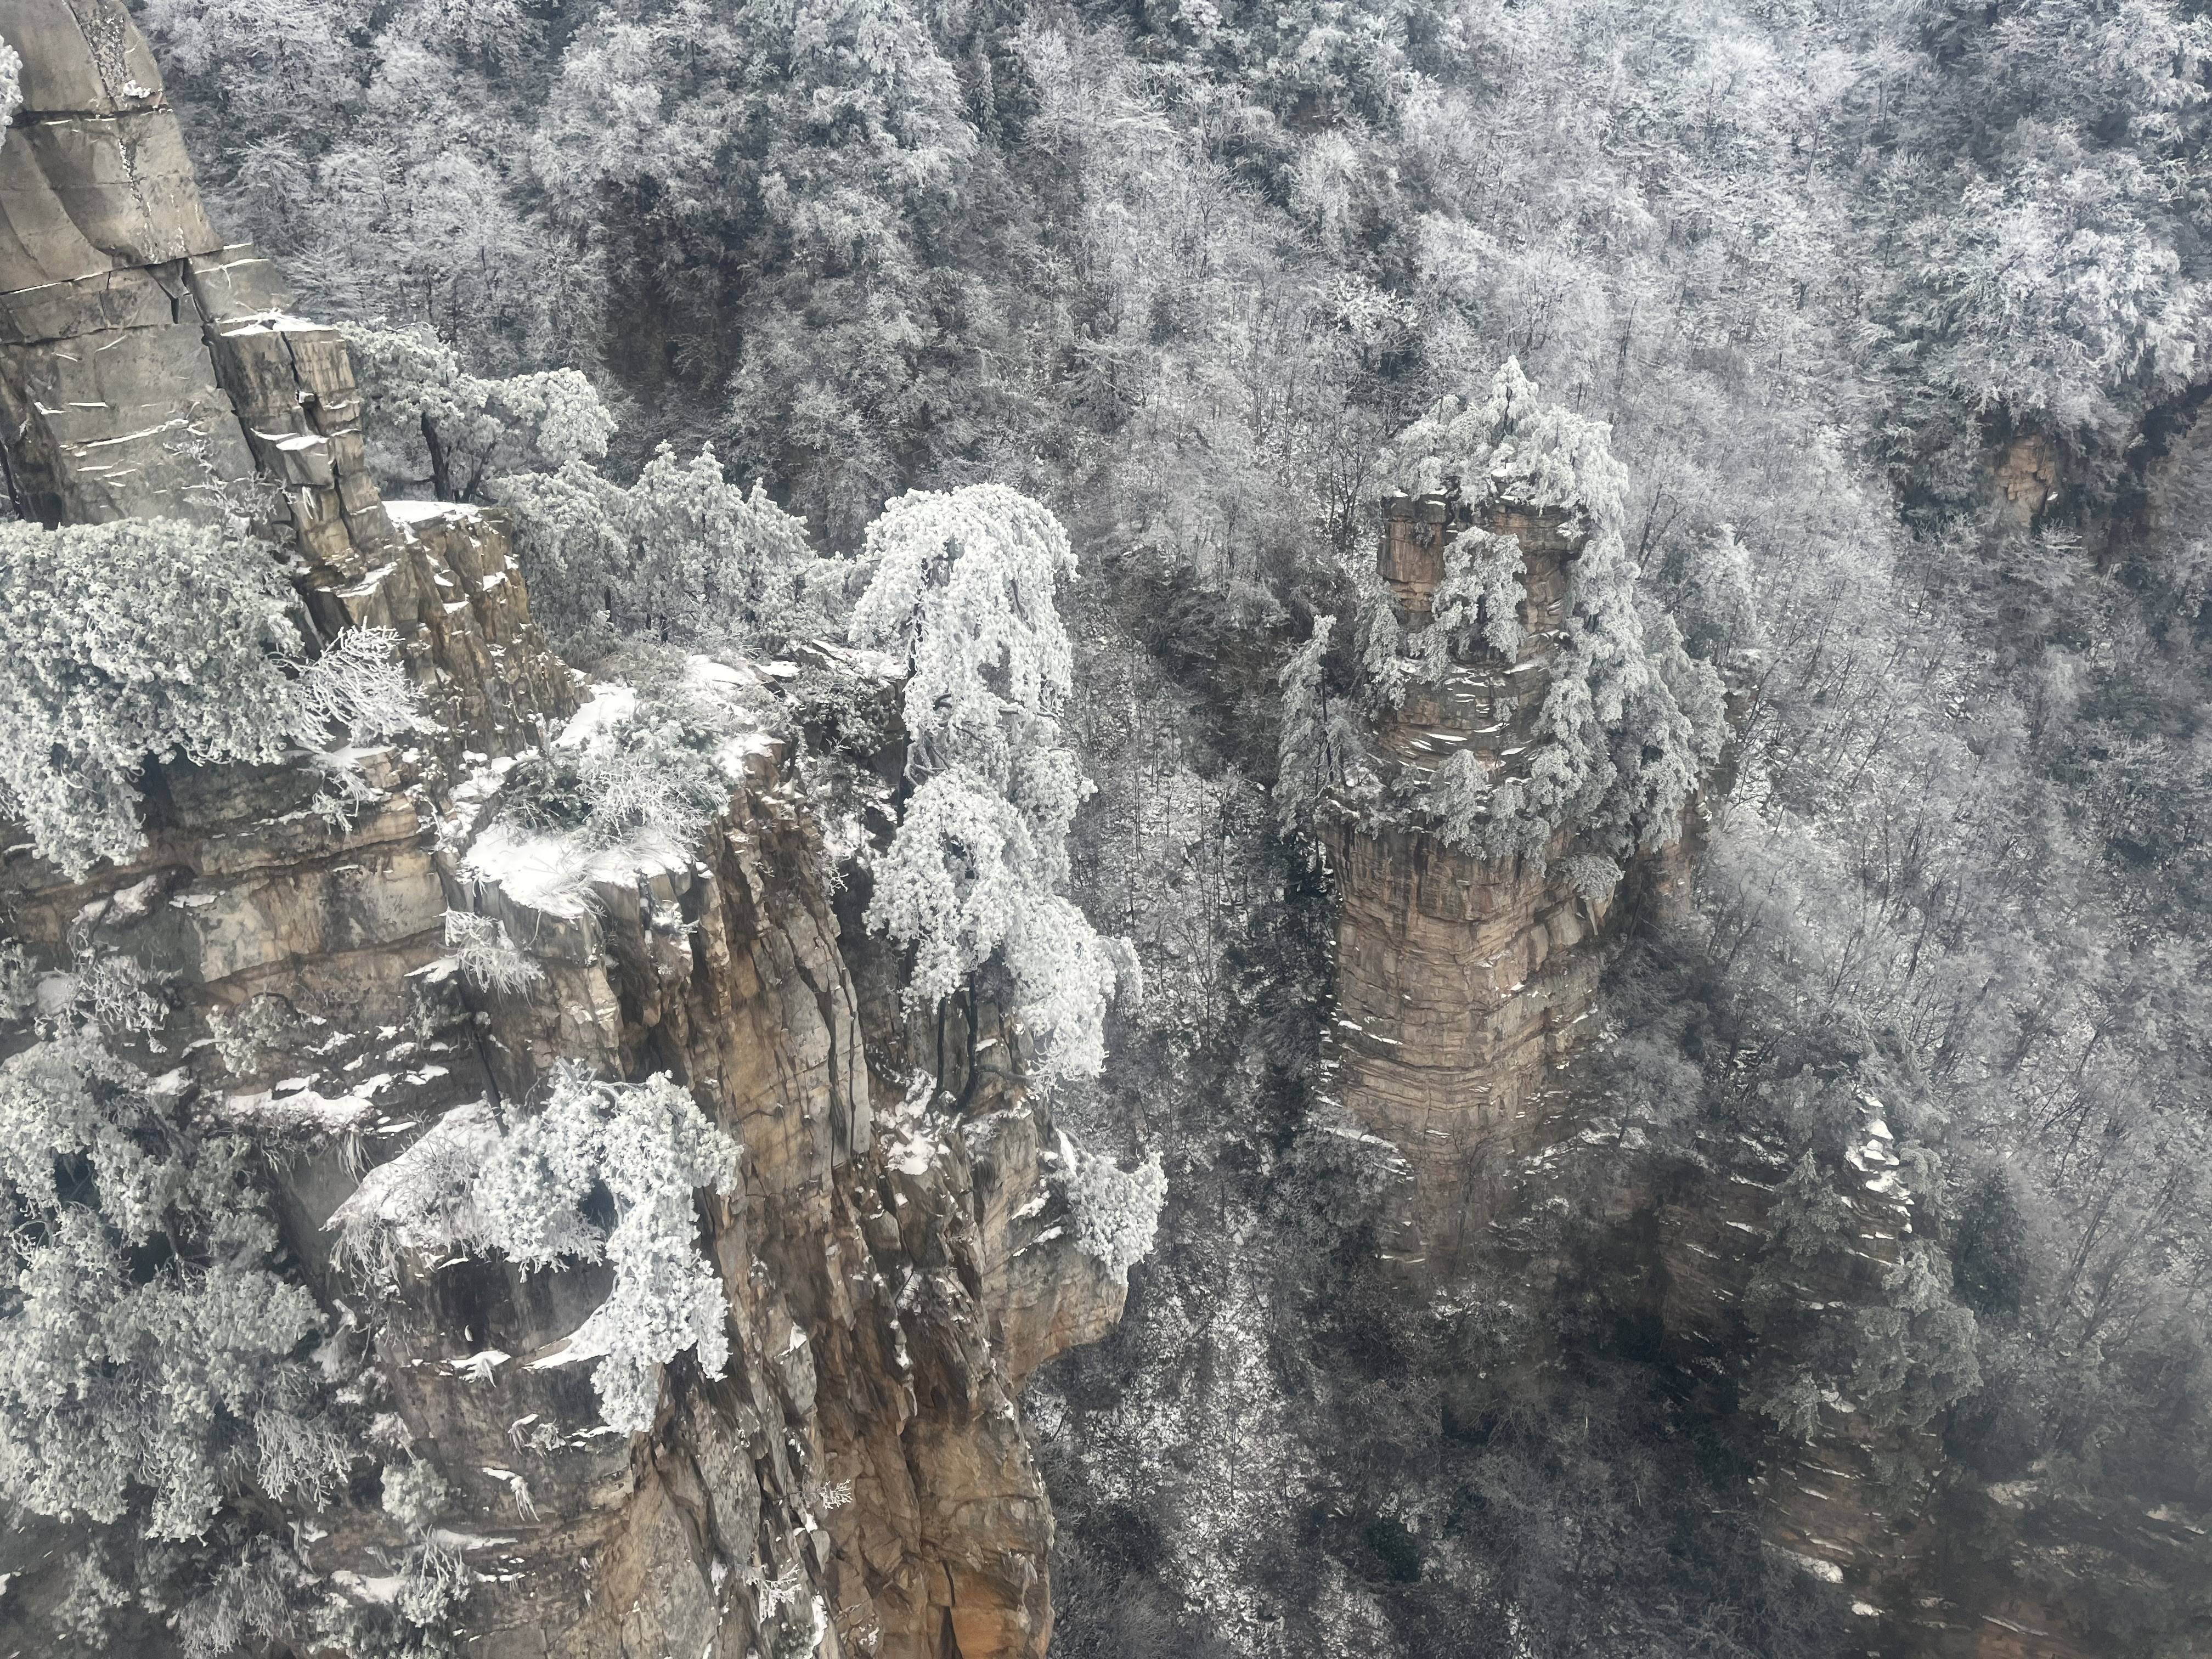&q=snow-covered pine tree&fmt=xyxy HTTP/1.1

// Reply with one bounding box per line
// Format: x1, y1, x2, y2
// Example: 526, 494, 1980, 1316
850, 484, 1134, 1089
495, 445, 844, 653
340, 322, 616, 503
0, 1025, 348, 1546
330, 1065, 741, 1433
1368, 360, 1728, 866
0, 518, 422, 878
